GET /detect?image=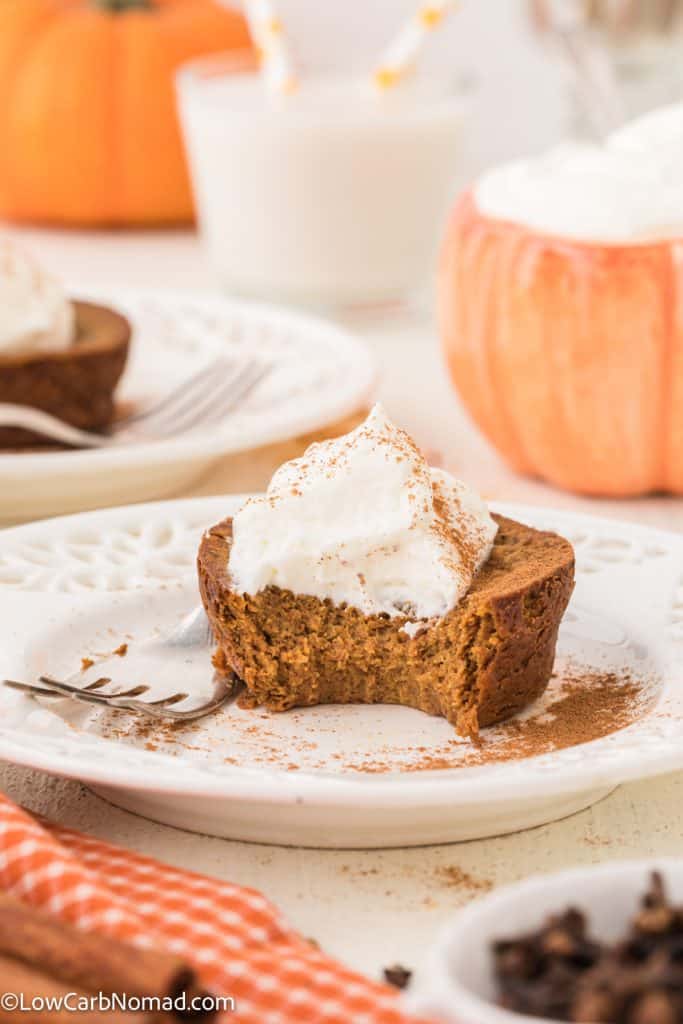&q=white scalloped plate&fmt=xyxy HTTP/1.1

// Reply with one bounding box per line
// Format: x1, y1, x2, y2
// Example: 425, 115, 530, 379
0, 289, 376, 523
0, 496, 681, 848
